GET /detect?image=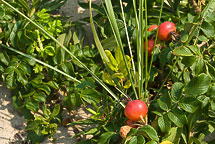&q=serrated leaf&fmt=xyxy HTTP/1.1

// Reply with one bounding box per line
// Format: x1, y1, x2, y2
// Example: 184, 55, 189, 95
173, 47, 193, 56
171, 82, 184, 101
158, 116, 171, 133
127, 128, 138, 137
168, 112, 183, 127
182, 56, 197, 67
162, 127, 182, 144
98, 132, 115, 144
178, 97, 198, 113
137, 135, 145, 144
193, 58, 205, 76
15, 69, 28, 85
128, 136, 137, 144
6, 72, 16, 89
185, 73, 211, 96
157, 99, 169, 111
0, 52, 9, 65
139, 125, 159, 141
200, 21, 215, 37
